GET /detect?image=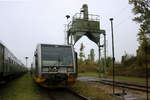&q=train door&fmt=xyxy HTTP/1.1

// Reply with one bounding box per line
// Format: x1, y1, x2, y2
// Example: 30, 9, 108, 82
75, 52, 78, 75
